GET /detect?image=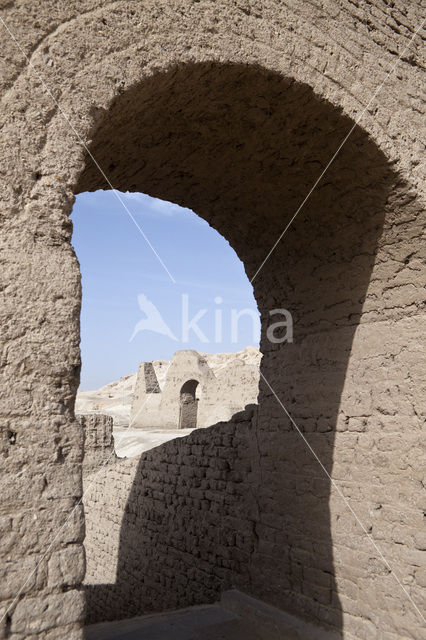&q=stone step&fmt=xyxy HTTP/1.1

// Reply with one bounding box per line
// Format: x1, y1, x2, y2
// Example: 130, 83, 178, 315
84, 603, 263, 640
84, 589, 338, 640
